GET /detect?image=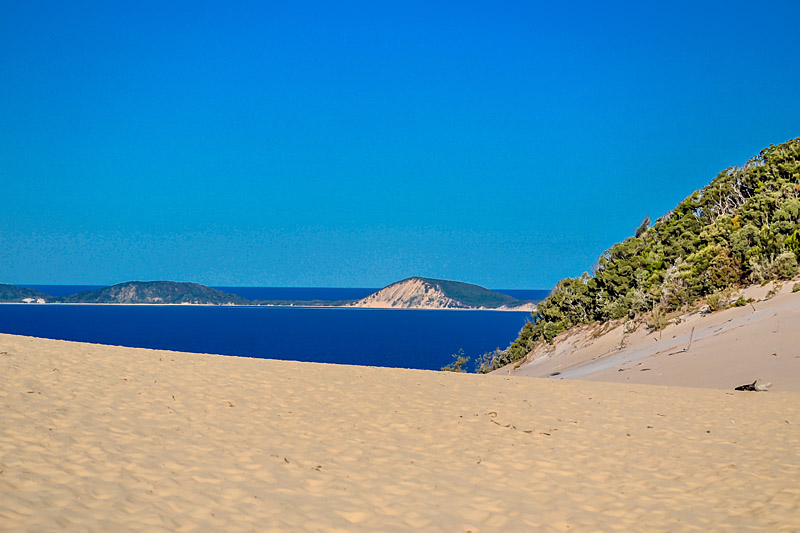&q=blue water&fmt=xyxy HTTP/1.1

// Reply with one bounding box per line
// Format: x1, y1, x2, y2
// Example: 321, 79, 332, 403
0, 305, 531, 371
20, 285, 550, 302
213, 286, 377, 301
